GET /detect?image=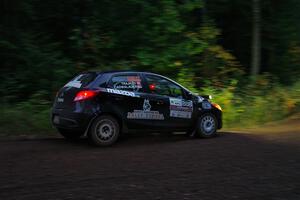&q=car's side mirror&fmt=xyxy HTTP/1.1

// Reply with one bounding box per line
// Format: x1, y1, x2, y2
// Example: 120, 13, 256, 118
185, 92, 194, 100
202, 95, 212, 100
